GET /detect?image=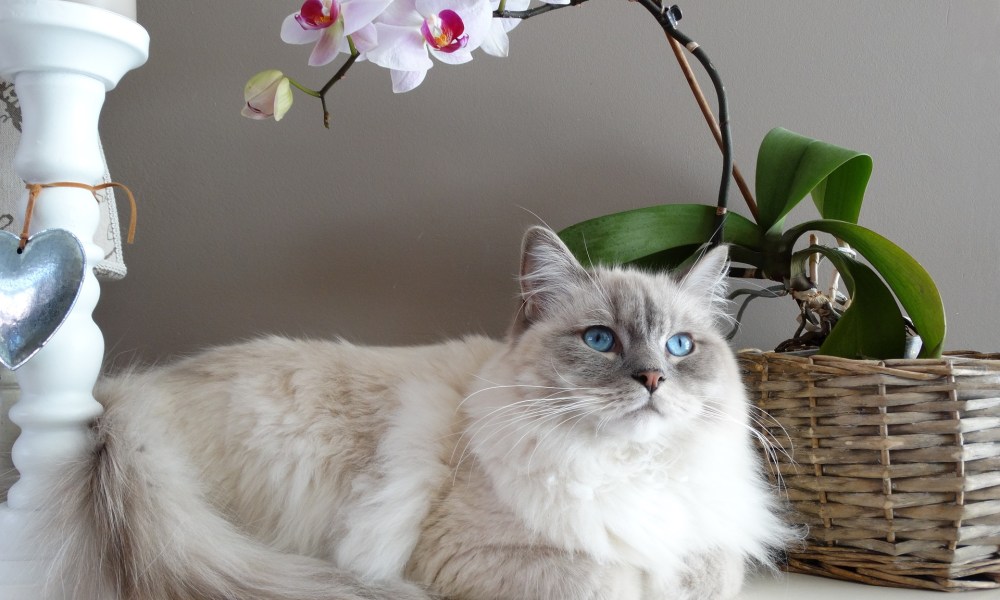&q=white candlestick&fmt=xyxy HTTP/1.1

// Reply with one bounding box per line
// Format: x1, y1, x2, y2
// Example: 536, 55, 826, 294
0, 1, 147, 597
